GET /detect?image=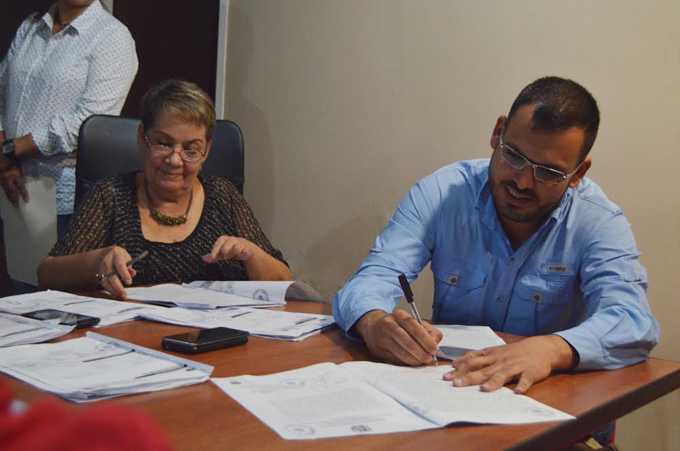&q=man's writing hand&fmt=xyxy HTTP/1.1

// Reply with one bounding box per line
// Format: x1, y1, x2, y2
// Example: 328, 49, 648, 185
443, 335, 576, 393
354, 309, 442, 366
